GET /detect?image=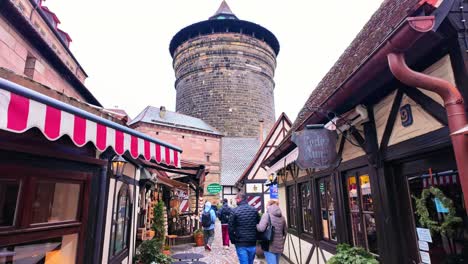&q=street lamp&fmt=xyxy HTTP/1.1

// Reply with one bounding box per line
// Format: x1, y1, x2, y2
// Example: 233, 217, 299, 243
111, 155, 127, 177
